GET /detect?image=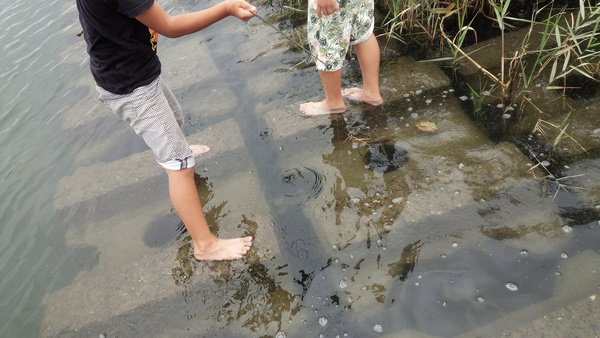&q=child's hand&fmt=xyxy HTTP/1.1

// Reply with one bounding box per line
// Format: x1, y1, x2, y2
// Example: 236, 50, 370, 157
316, 0, 339, 17
226, 0, 257, 21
